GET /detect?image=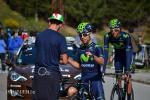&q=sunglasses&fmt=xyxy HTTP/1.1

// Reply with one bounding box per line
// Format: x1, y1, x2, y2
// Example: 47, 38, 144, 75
110, 28, 120, 32
79, 33, 90, 38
